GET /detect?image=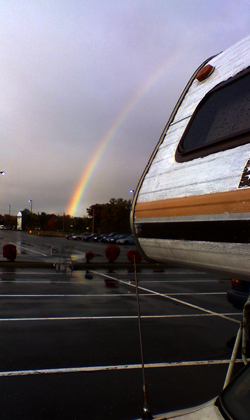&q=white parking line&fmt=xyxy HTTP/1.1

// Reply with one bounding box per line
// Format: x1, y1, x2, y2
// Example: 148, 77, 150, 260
0, 271, 228, 283
0, 359, 243, 377
0, 292, 227, 297
0, 281, 57, 284
13, 244, 48, 257
0, 294, 145, 297
0, 272, 63, 275
140, 280, 229, 283
0, 280, 78, 284
92, 270, 241, 325
0, 280, 228, 287
0, 313, 241, 322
